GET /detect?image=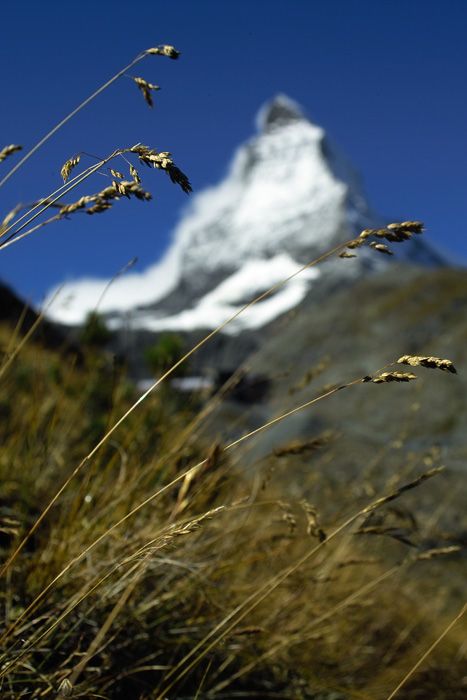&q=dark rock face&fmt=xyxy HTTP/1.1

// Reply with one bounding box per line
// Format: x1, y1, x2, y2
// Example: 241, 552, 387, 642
0, 282, 81, 356
258, 94, 306, 132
